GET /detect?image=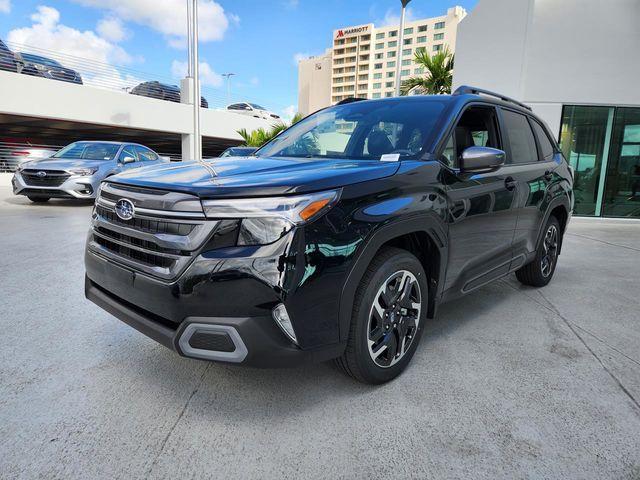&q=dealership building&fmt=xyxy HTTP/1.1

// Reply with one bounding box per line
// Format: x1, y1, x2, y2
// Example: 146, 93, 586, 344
298, 6, 467, 114
453, 0, 640, 218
